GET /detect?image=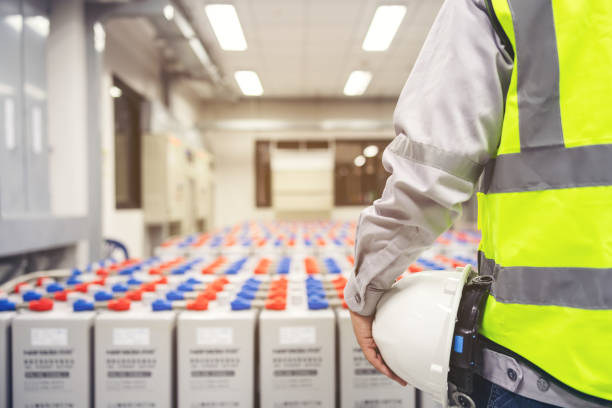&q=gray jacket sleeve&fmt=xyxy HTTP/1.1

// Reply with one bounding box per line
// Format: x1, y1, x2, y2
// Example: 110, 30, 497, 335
344, 0, 513, 316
